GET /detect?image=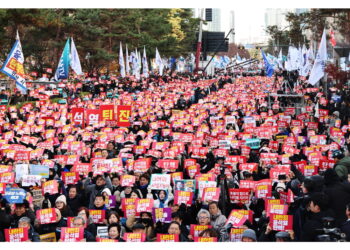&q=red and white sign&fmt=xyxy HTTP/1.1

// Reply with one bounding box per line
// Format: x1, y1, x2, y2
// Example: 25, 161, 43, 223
226, 210, 247, 227
239, 163, 258, 173
135, 198, 154, 213
269, 214, 293, 231
117, 105, 132, 127
174, 190, 193, 206
189, 225, 212, 237
42, 180, 58, 195
229, 188, 250, 203
230, 228, 245, 242
60, 227, 84, 242
120, 175, 136, 187
86, 109, 101, 126
5, 227, 29, 242
123, 233, 146, 242
202, 187, 220, 202
254, 179, 272, 199
36, 208, 57, 224
89, 209, 106, 224
61, 172, 79, 185
266, 203, 288, 217
73, 163, 92, 176
0, 172, 15, 184
156, 234, 179, 242
72, 108, 85, 127
158, 159, 179, 172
